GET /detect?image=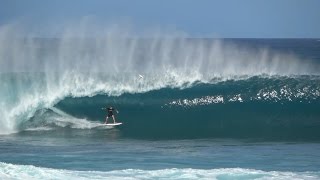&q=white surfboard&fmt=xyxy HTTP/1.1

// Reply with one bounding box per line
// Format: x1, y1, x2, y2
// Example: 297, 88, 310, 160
103, 122, 122, 126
